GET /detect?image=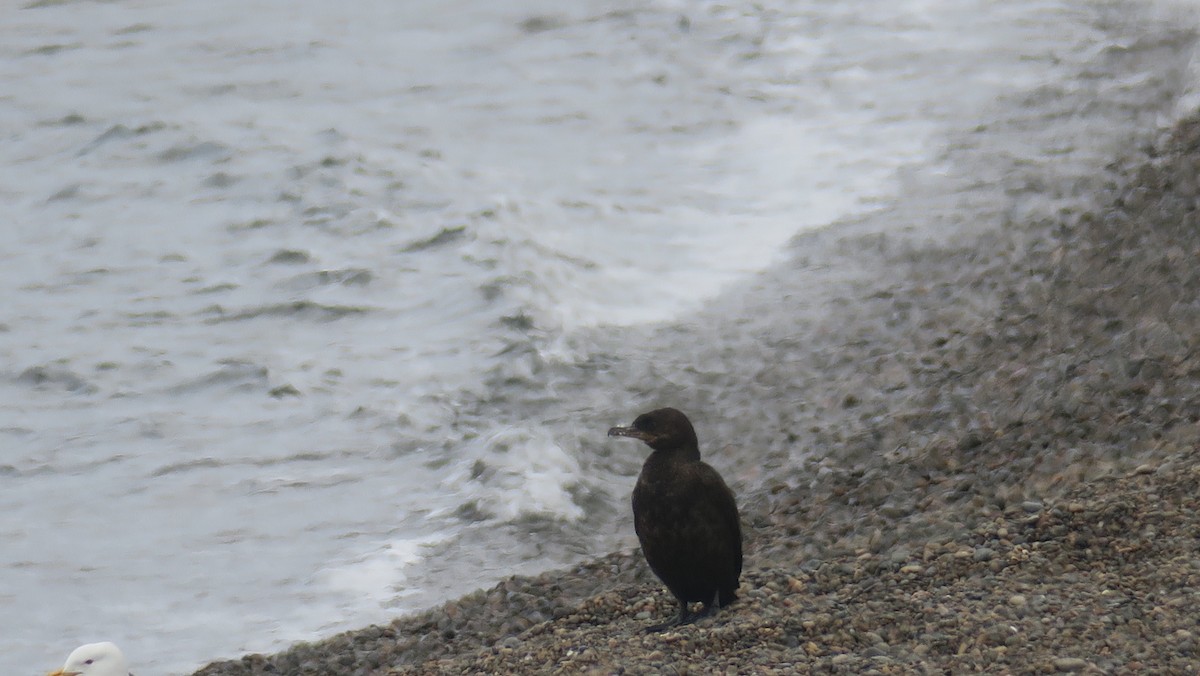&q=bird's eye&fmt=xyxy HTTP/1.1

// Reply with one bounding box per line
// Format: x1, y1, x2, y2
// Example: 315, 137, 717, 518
84, 659, 94, 665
